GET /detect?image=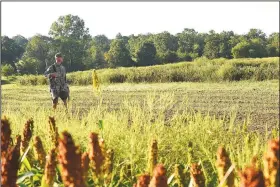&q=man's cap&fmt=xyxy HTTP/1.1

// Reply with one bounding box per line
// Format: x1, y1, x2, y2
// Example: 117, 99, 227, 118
55, 53, 62, 58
